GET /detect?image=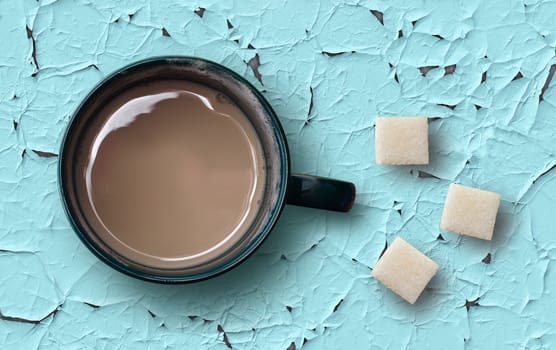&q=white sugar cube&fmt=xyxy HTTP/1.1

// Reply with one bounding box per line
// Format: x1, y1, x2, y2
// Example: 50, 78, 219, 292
372, 237, 439, 304
375, 116, 429, 165
440, 183, 501, 240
